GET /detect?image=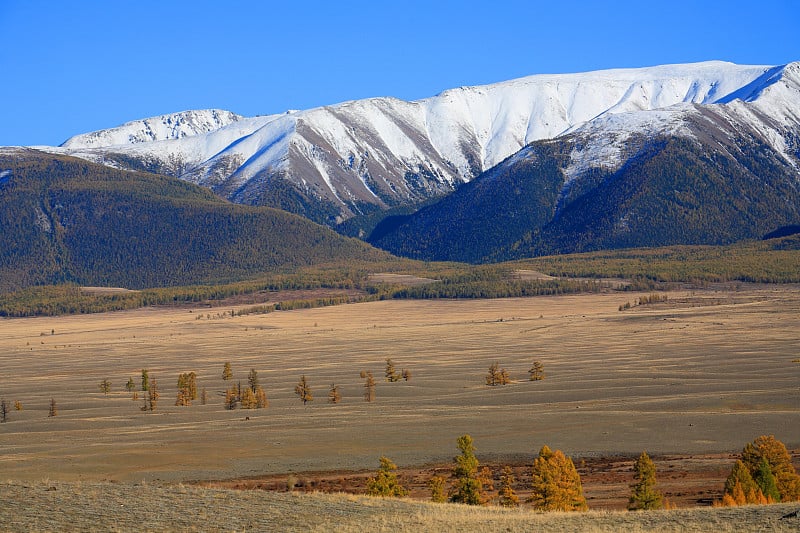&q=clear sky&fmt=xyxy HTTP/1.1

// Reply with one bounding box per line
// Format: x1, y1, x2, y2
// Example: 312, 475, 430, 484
1, 0, 798, 147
